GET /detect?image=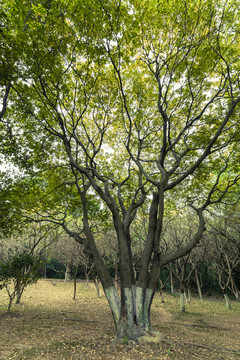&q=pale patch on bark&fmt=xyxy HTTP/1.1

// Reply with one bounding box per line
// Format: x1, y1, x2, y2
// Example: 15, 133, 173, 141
132, 285, 136, 318
105, 287, 121, 324
143, 288, 154, 330
136, 286, 144, 327
124, 288, 134, 328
